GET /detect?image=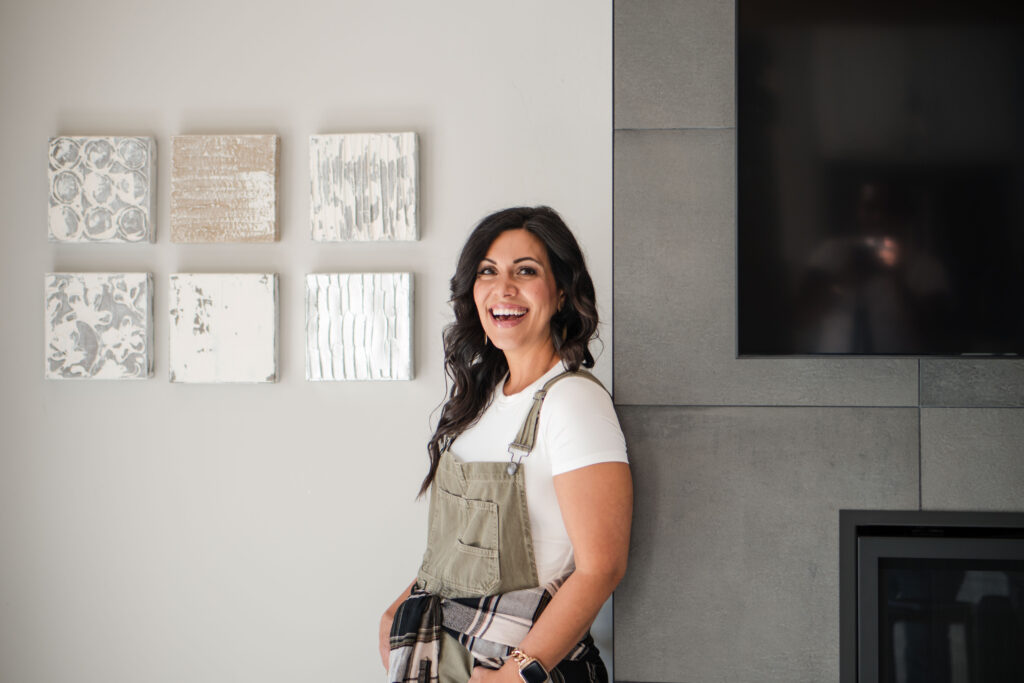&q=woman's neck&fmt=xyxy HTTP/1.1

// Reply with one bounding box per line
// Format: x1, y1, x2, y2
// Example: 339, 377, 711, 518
502, 346, 561, 396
